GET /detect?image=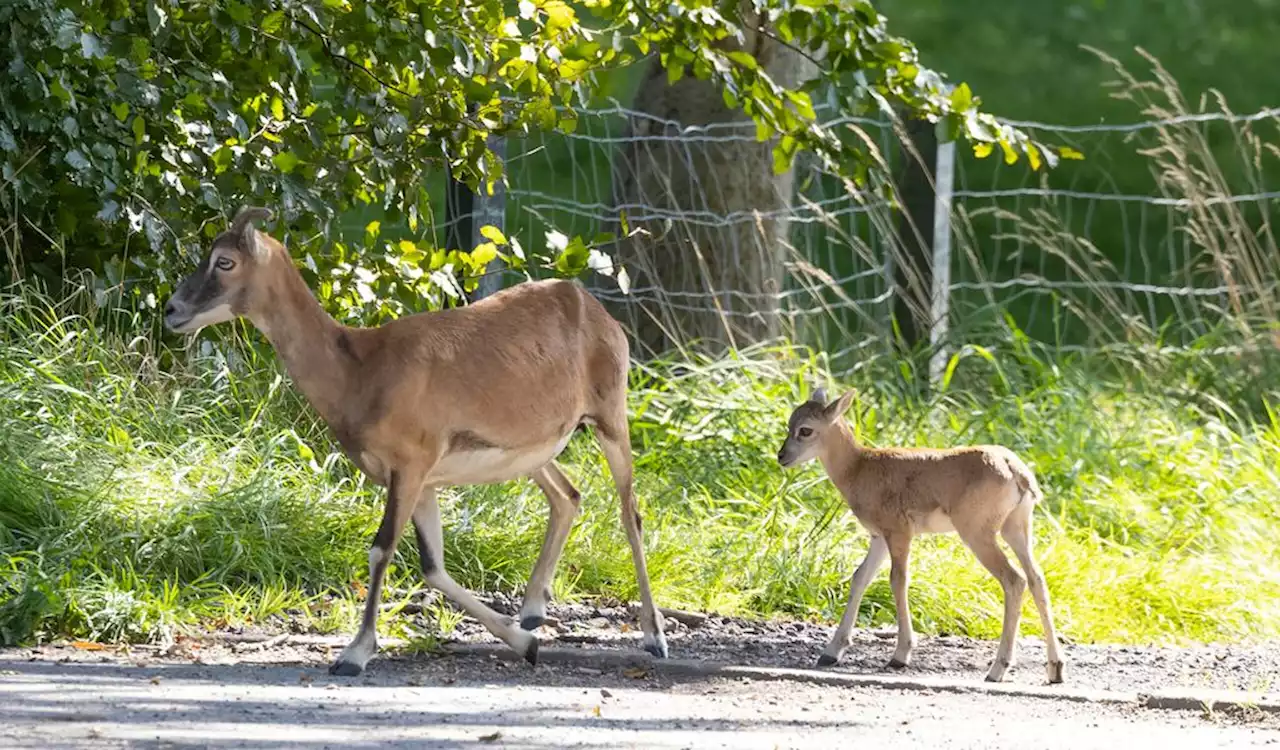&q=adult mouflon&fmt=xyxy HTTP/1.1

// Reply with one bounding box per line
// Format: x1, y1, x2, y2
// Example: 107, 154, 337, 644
165, 206, 668, 676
